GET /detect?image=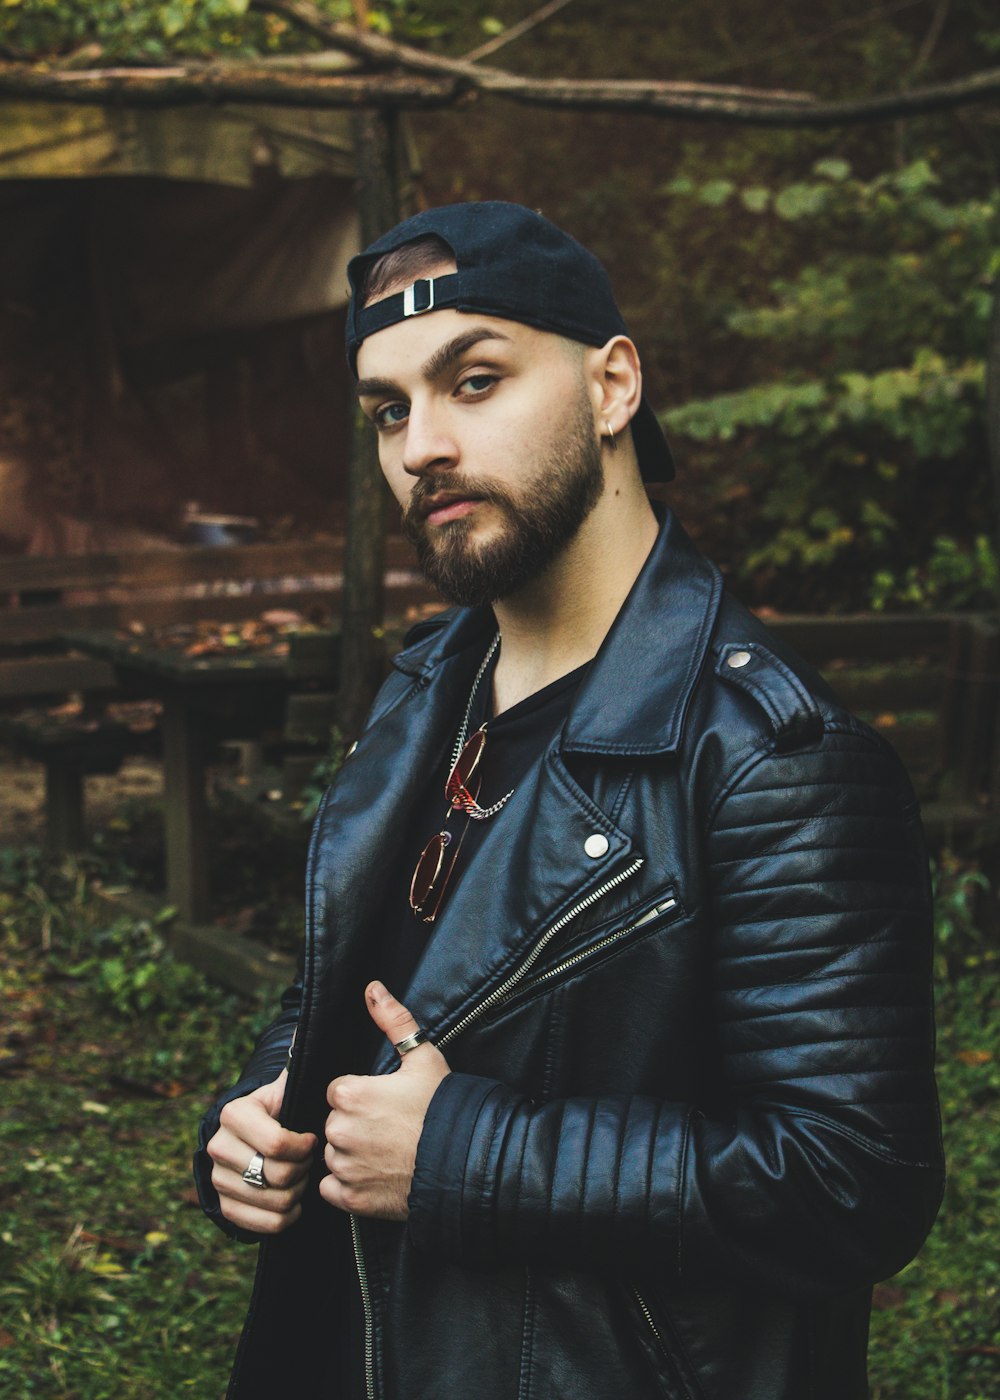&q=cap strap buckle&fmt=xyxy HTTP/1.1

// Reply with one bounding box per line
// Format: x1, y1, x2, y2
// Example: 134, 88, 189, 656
403, 278, 435, 317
